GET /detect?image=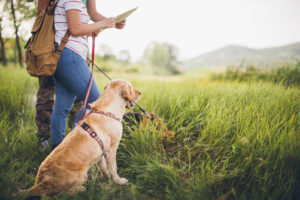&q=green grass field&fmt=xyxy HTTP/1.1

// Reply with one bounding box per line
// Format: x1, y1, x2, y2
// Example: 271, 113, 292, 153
0, 67, 299, 200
